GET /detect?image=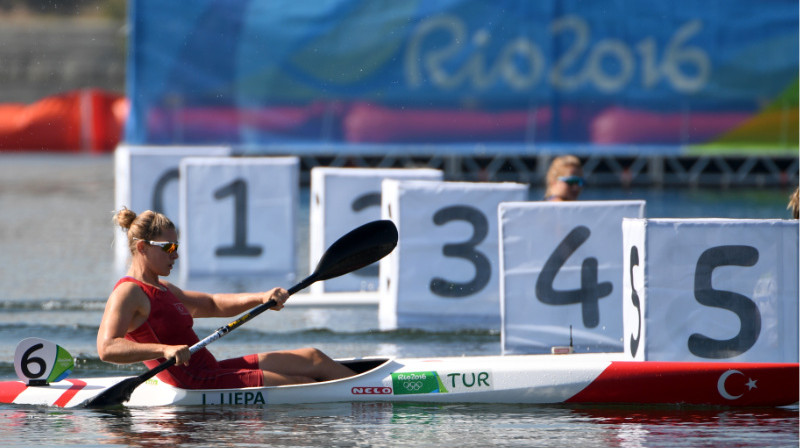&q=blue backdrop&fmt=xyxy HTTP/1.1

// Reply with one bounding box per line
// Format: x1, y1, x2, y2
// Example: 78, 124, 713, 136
126, 0, 798, 150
